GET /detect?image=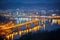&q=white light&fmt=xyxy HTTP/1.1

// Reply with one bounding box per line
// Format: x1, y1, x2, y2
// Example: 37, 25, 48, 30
36, 12, 38, 14
52, 14, 56, 16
